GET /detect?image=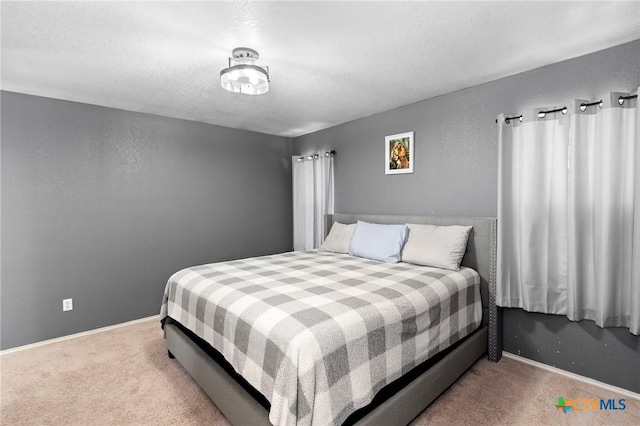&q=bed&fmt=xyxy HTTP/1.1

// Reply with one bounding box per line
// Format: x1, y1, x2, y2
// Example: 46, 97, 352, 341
161, 213, 502, 425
